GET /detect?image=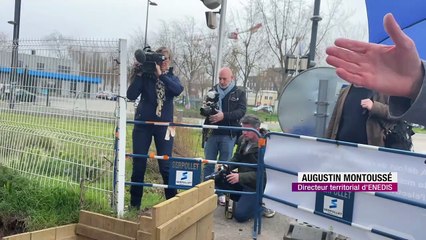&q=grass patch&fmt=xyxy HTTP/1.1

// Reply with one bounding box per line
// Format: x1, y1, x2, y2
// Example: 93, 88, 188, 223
0, 109, 214, 230
177, 106, 279, 123
0, 165, 109, 237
